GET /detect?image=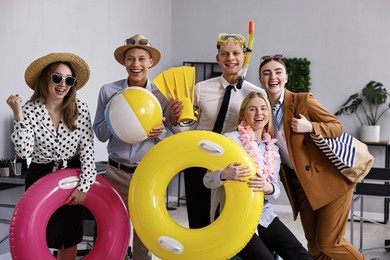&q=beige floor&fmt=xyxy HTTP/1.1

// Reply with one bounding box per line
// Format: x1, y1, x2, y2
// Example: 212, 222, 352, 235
1, 186, 389, 259
157, 201, 390, 260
